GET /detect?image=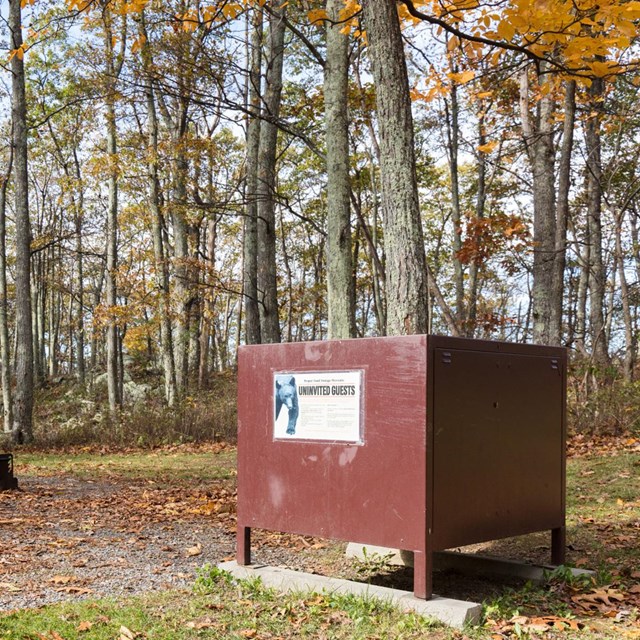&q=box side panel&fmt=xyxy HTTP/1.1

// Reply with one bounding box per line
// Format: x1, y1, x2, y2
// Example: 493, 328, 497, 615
432, 348, 565, 549
237, 336, 427, 551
